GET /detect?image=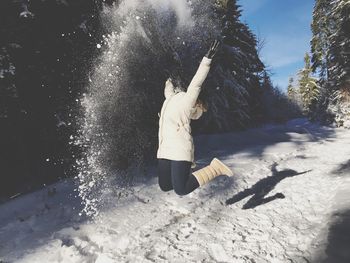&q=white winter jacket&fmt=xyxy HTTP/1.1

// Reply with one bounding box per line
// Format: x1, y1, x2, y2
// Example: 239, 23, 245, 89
157, 56, 212, 162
